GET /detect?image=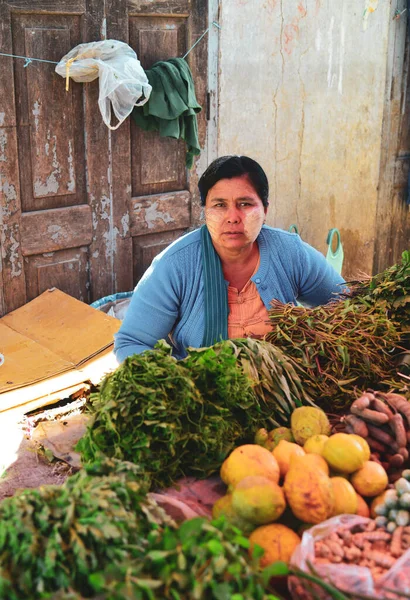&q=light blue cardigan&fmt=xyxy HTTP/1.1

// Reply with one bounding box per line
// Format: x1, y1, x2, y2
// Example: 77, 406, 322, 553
114, 225, 346, 361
